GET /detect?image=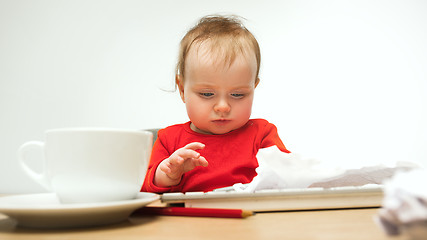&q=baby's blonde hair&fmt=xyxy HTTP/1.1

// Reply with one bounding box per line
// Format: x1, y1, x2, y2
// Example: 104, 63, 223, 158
176, 15, 261, 84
